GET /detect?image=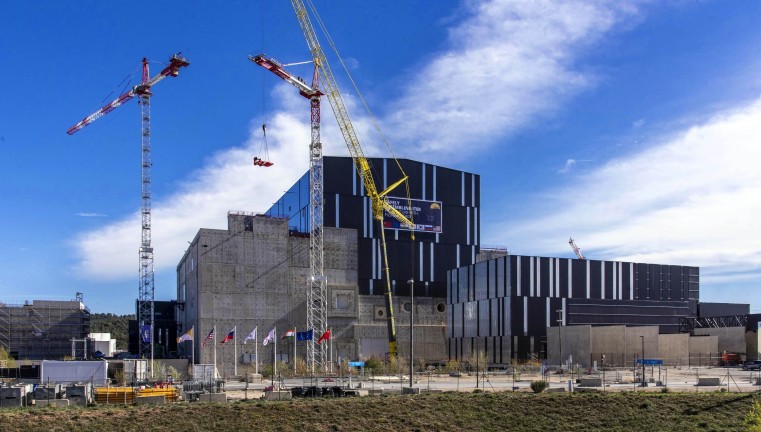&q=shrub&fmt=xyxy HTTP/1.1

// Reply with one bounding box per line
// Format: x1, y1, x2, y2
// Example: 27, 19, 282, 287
660, 386, 670, 393
530, 381, 548, 393
744, 400, 761, 432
